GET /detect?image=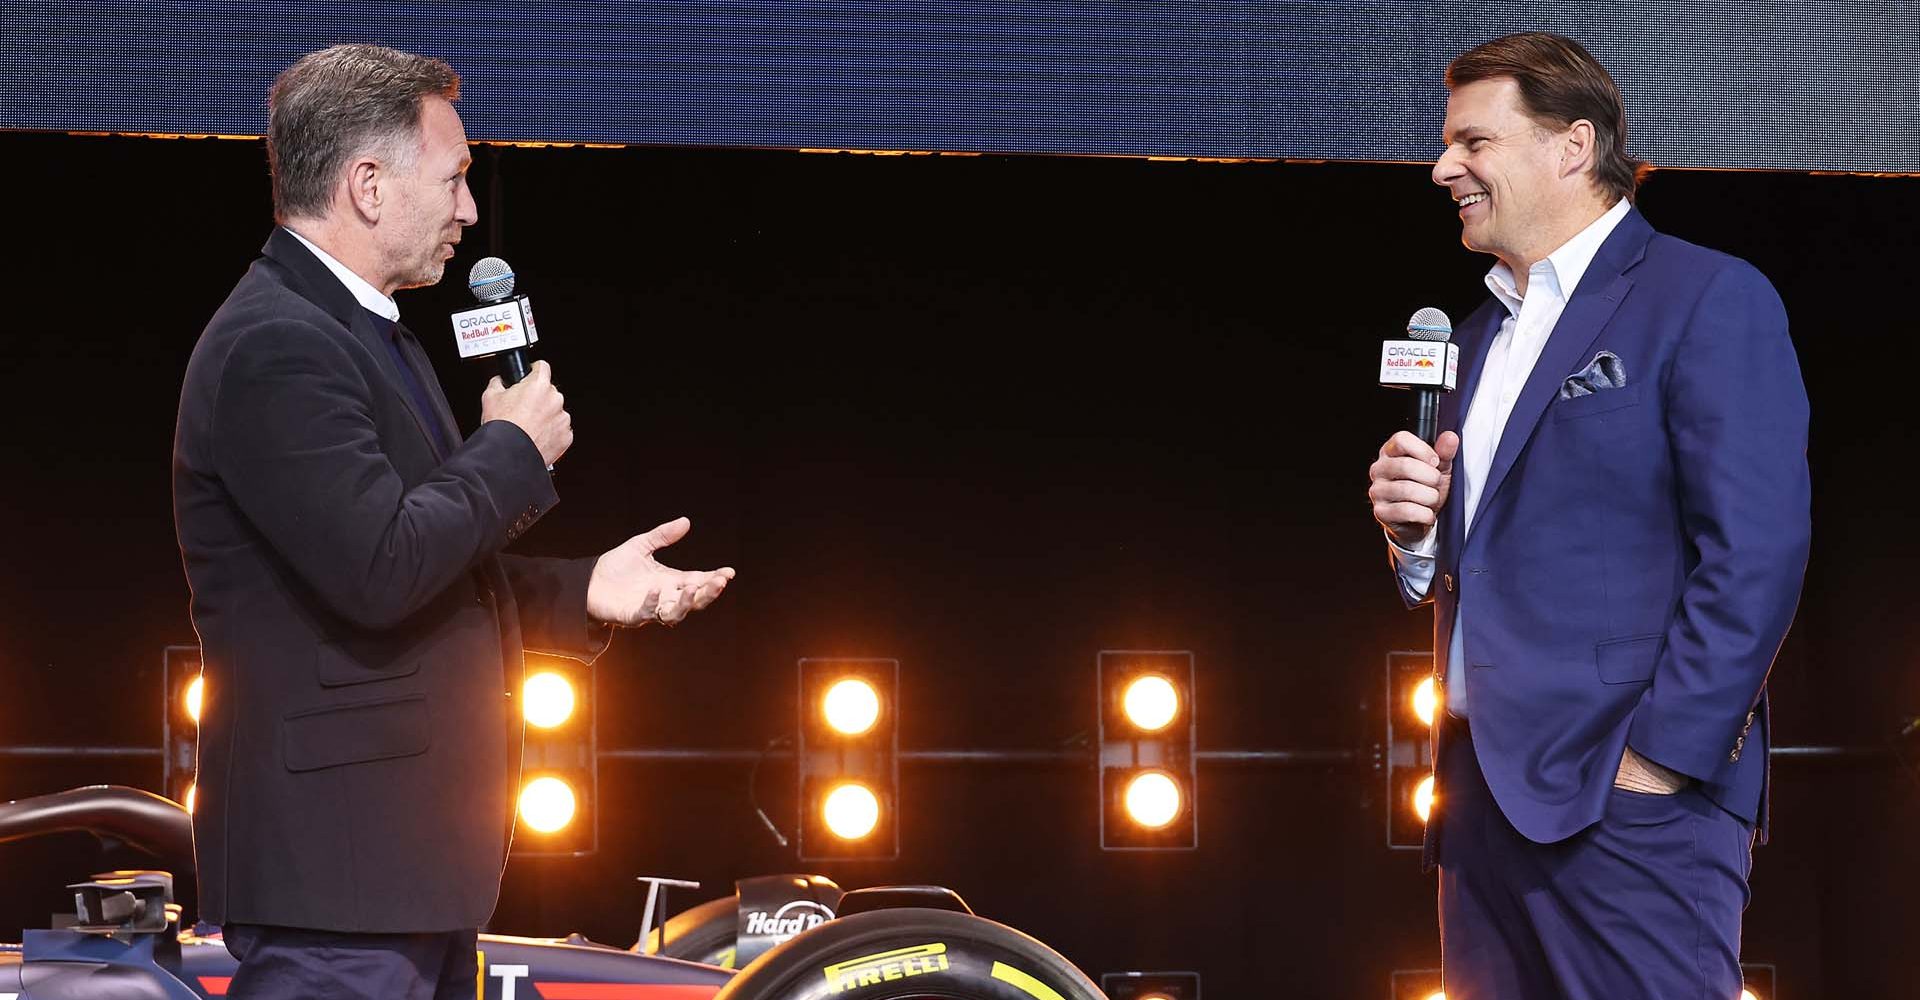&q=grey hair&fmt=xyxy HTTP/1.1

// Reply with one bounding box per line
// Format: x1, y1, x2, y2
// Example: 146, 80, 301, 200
266, 44, 460, 220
